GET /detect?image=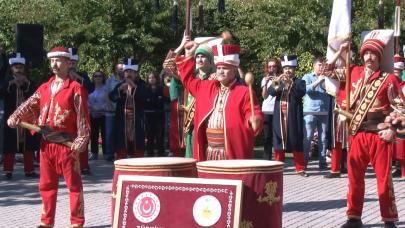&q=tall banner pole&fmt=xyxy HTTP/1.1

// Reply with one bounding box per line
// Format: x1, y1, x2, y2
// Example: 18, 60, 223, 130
394, 0, 401, 54
378, 0, 384, 29
345, 40, 351, 112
